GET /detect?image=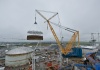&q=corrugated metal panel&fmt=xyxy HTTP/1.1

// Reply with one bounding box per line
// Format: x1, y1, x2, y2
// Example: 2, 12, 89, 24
27, 31, 43, 34
6, 47, 33, 55
5, 52, 32, 67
